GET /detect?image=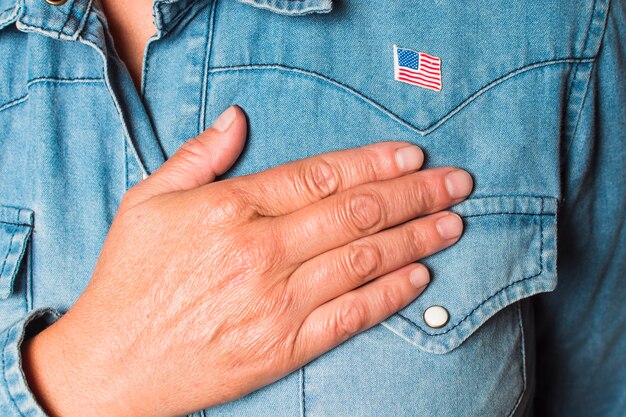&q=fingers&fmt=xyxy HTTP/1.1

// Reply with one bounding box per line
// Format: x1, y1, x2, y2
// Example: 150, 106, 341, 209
292, 263, 429, 364
275, 166, 473, 264
125, 105, 247, 205
289, 210, 462, 310
236, 142, 425, 217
